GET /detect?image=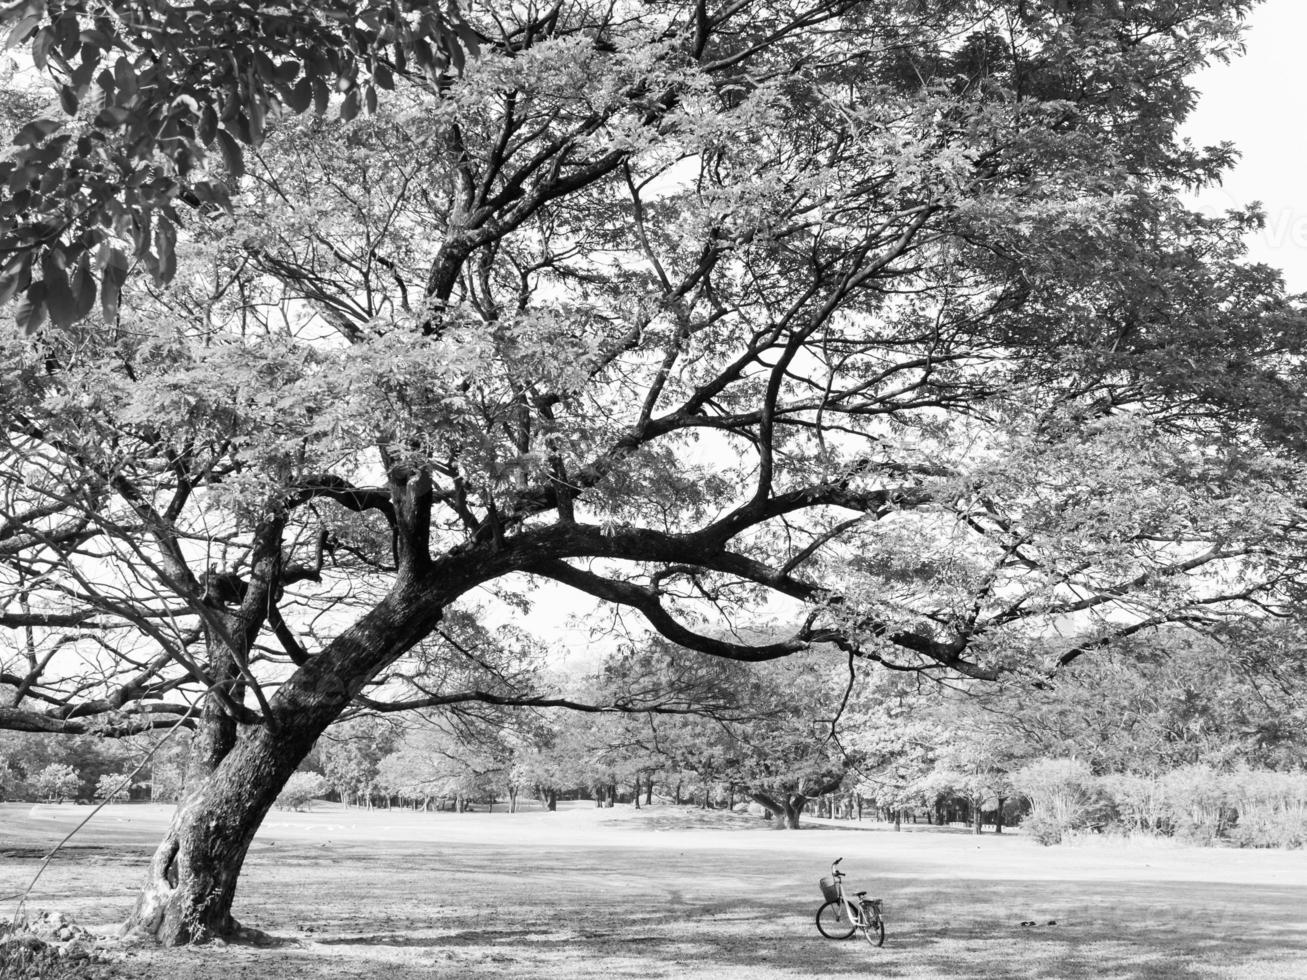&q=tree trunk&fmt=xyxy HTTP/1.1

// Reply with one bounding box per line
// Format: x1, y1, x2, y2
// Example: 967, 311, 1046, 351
895, 809, 902, 832
123, 720, 310, 945
995, 796, 1005, 834
645, 779, 653, 806
632, 775, 640, 809
750, 791, 806, 829
674, 780, 682, 805
783, 795, 805, 829
123, 569, 445, 945
973, 802, 983, 835
546, 788, 557, 812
